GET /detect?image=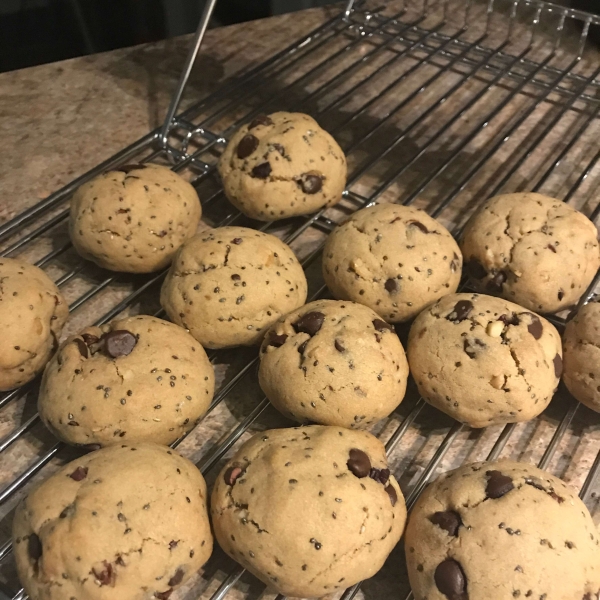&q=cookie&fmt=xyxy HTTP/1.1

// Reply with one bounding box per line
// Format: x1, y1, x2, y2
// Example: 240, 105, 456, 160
211, 425, 406, 598
13, 443, 213, 600
322, 204, 462, 323
460, 192, 600, 313
70, 163, 201, 273
405, 460, 600, 600
407, 293, 562, 428
218, 111, 346, 221
0, 258, 68, 391
258, 299, 409, 428
160, 226, 308, 349
563, 301, 600, 412
38, 315, 214, 447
